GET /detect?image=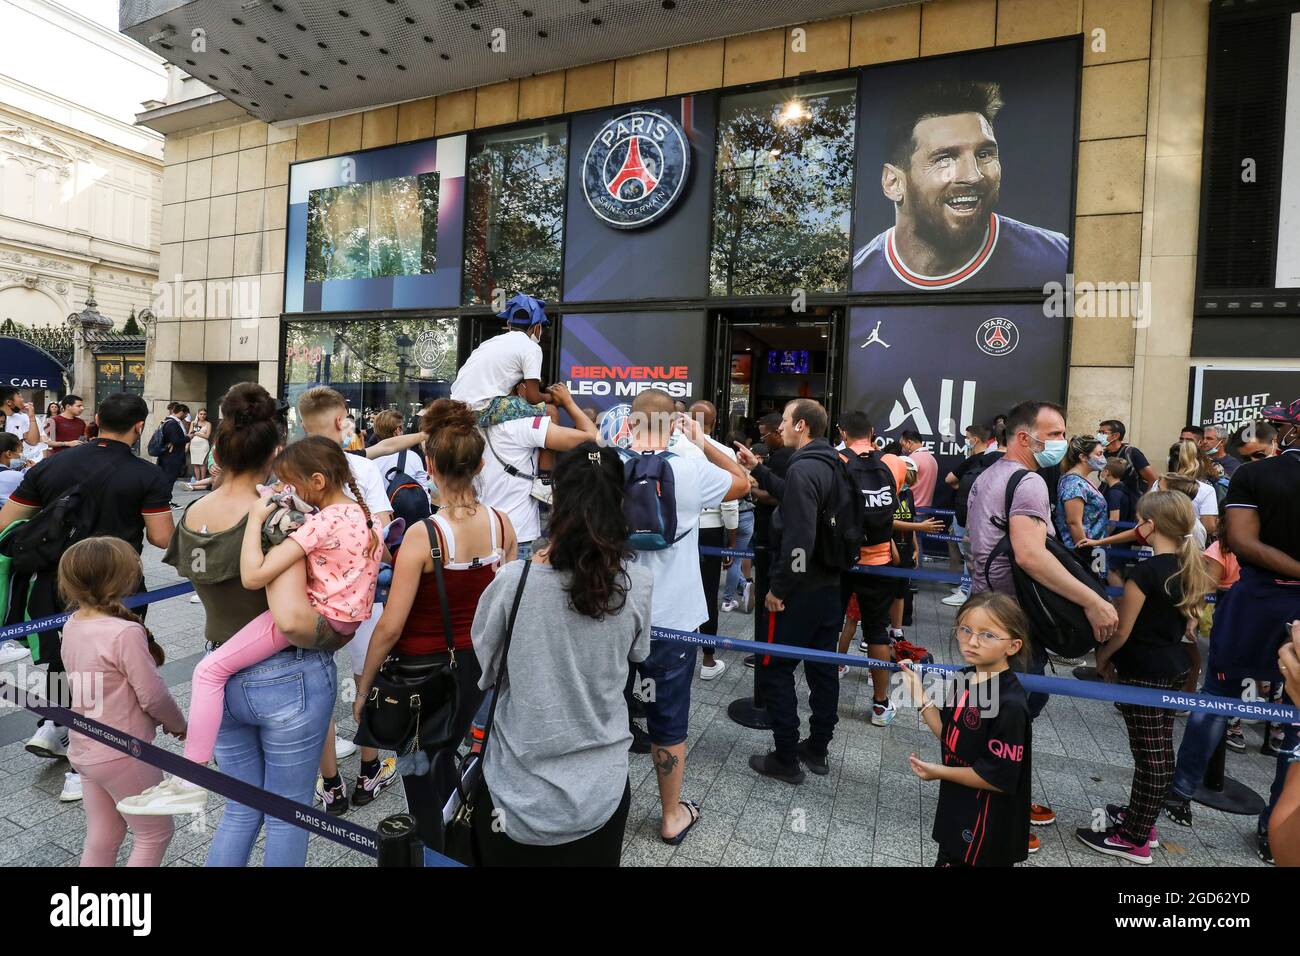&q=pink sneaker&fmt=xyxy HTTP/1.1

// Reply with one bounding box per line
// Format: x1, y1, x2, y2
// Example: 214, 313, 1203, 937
1105, 804, 1159, 847
1075, 827, 1152, 864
